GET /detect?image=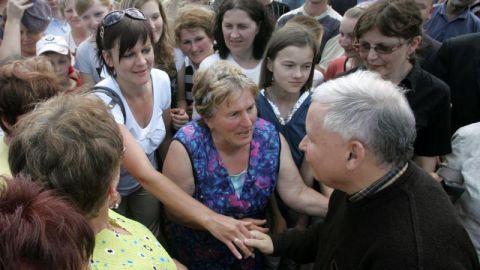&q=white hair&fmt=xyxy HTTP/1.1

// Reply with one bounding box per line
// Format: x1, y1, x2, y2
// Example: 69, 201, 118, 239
312, 70, 416, 165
